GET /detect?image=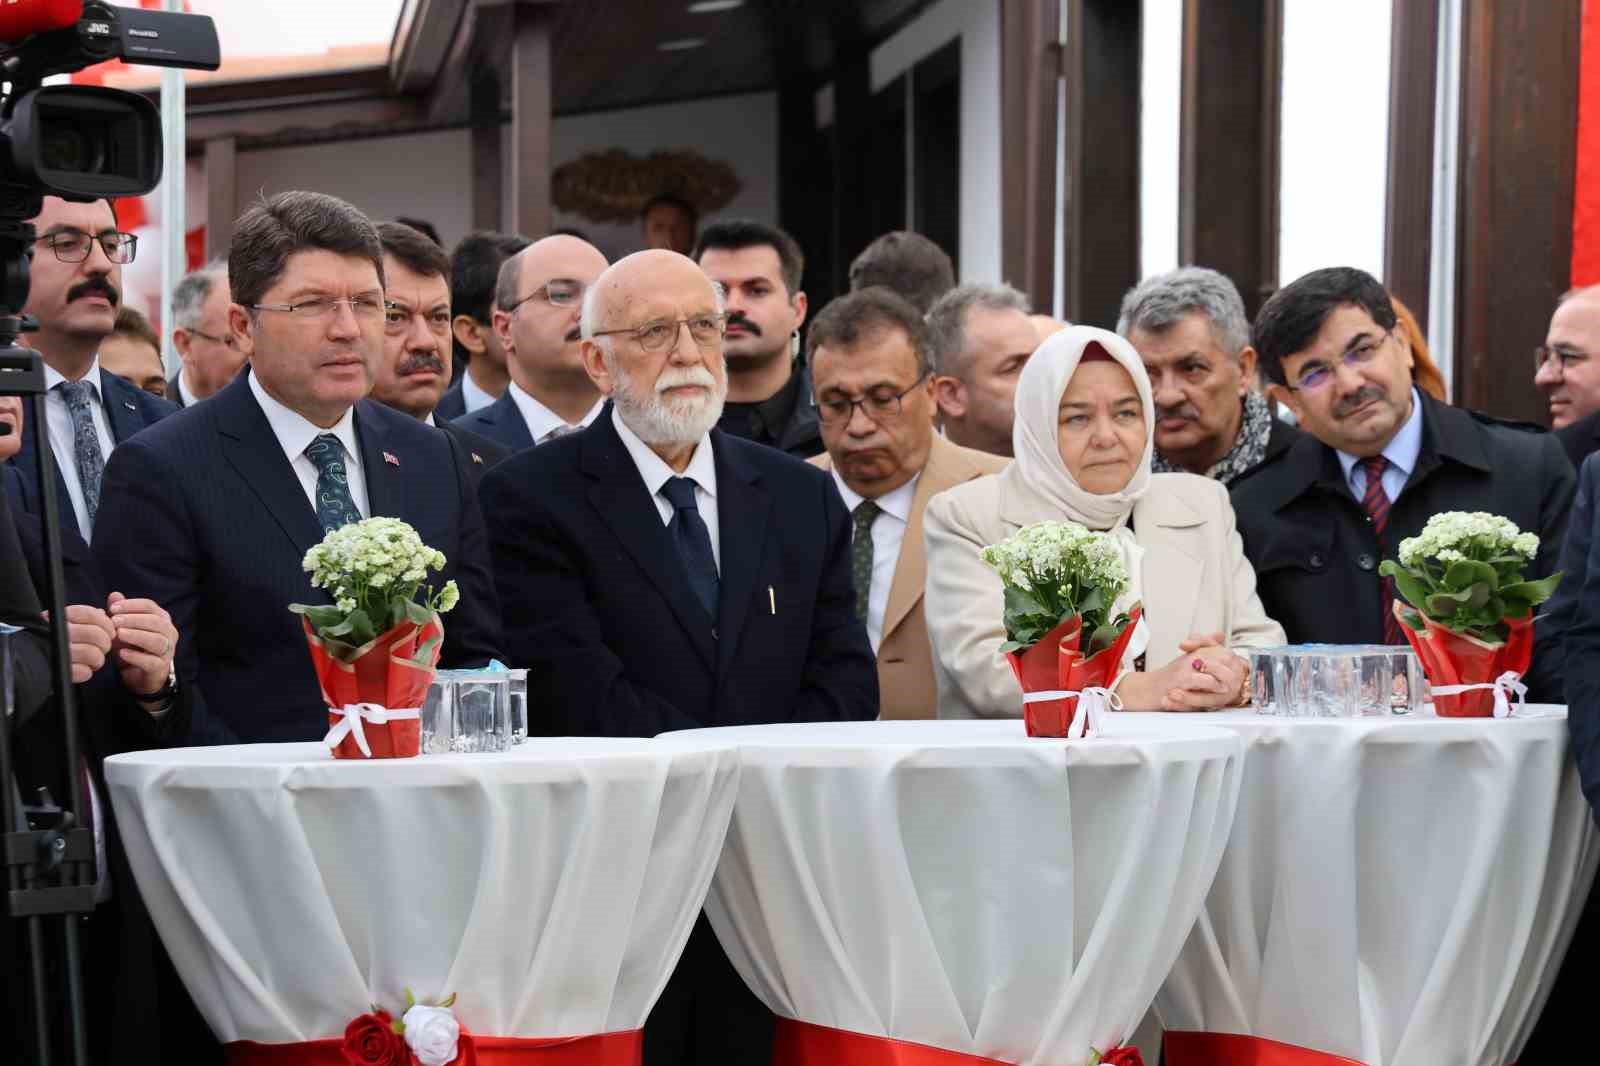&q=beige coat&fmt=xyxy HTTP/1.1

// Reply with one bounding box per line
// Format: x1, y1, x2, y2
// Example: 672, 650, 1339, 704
813, 435, 1010, 719
923, 466, 1285, 718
